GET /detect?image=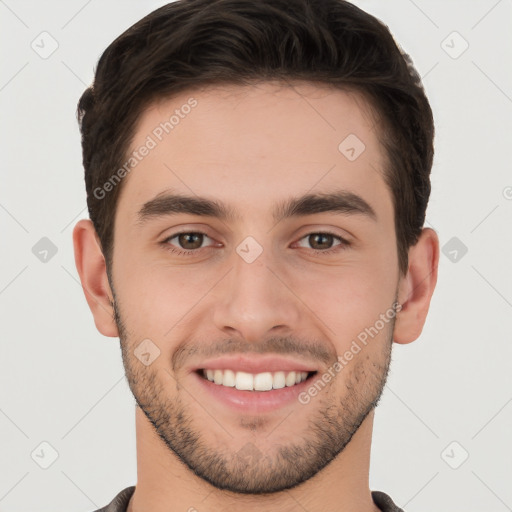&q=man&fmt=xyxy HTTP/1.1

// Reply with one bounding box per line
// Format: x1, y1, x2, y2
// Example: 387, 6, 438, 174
73, 0, 439, 510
